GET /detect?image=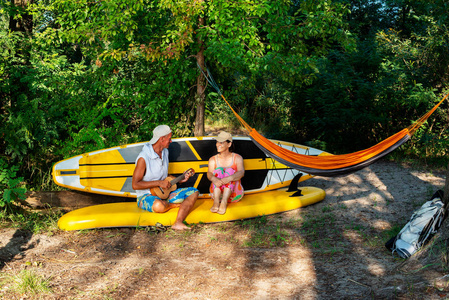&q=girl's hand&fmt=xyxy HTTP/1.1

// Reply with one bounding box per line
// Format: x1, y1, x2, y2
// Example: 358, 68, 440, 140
221, 177, 231, 185
213, 177, 223, 188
